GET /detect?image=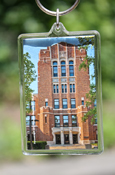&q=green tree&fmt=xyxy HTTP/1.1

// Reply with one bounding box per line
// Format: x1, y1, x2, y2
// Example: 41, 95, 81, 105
78, 42, 96, 124
23, 52, 37, 113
